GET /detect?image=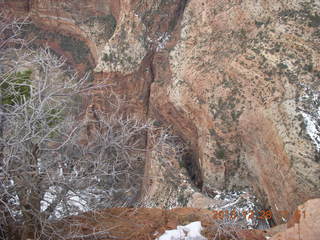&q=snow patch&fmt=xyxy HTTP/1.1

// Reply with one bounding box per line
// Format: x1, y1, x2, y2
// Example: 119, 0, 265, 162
298, 82, 320, 151
302, 112, 320, 151
157, 221, 207, 240
156, 33, 170, 51
209, 190, 269, 229
147, 32, 171, 51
